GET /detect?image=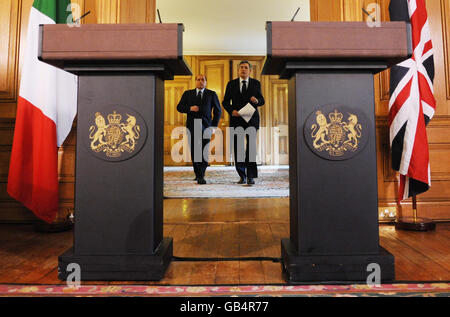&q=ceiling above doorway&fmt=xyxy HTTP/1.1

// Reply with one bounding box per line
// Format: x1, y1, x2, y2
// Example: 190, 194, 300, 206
156, 0, 310, 55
